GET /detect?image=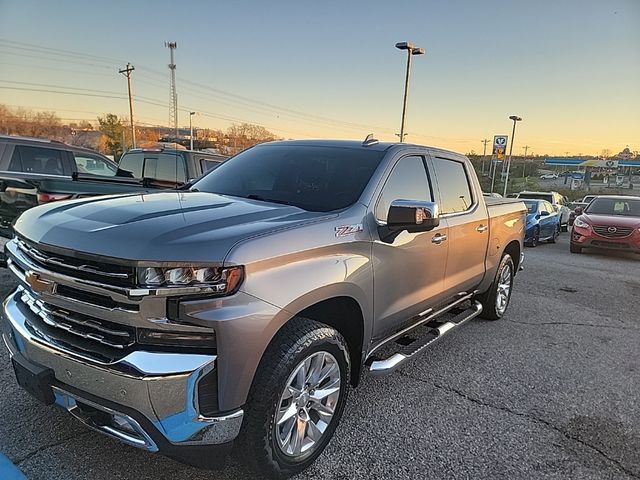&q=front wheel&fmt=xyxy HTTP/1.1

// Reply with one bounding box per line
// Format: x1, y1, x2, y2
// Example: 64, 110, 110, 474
549, 224, 560, 243
238, 318, 350, 478
478, 253, 515, 320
